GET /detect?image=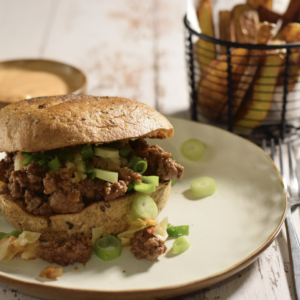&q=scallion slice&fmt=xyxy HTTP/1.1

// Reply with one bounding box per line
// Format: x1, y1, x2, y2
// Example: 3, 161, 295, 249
88, 172, 96, 180
171, 179, 177, 186
95, 235, 122, 261
21, 152, 32, 158
37, 159, 47, 166
133, 182, 156, 193
131, 194, 158, 220
22, 155, 33, 166
47, 158, 62, 170
94, 168, 118, 183
0, 230, 22, 240
180, 138, 205, 161
173, 236, 191, 254
94, 147, 119, 158
190, 177, 216, 198
119, 146, 132, 157
167, 225, 189, 237
127, 156, 142, 168
81, 144, 94, 160
127, 184, 134, 192
142, 176, 159, 186
133, 160, 147, 174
